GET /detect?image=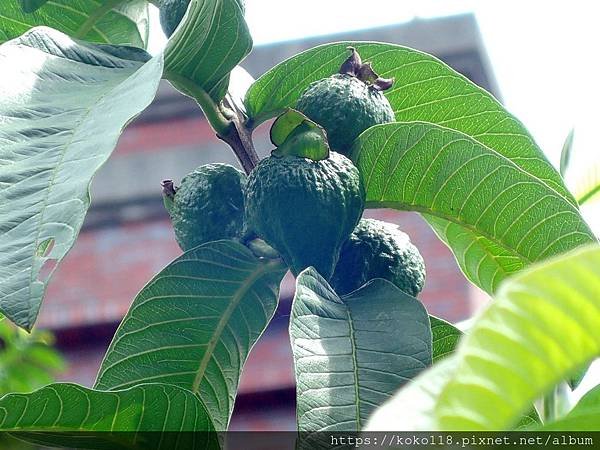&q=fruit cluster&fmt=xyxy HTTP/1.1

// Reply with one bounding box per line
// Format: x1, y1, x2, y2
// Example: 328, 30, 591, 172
163, 48, 425, 297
